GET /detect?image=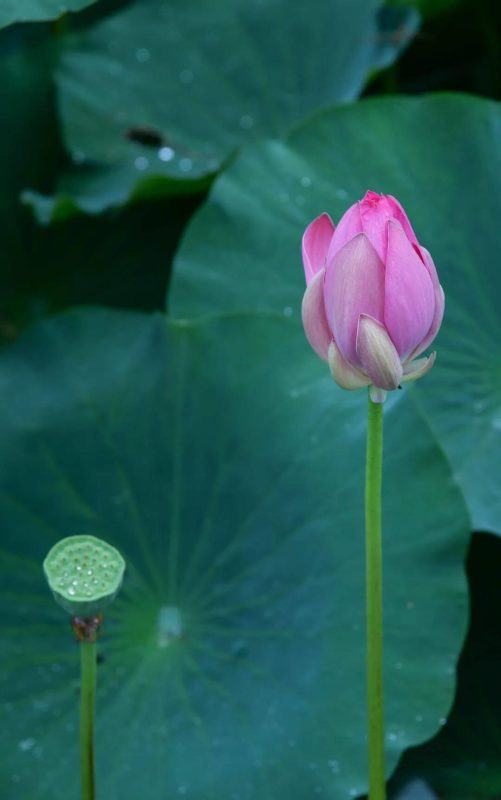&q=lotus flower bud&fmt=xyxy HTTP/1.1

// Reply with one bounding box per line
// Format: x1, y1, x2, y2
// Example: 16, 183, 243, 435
301, 191, 444, 402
